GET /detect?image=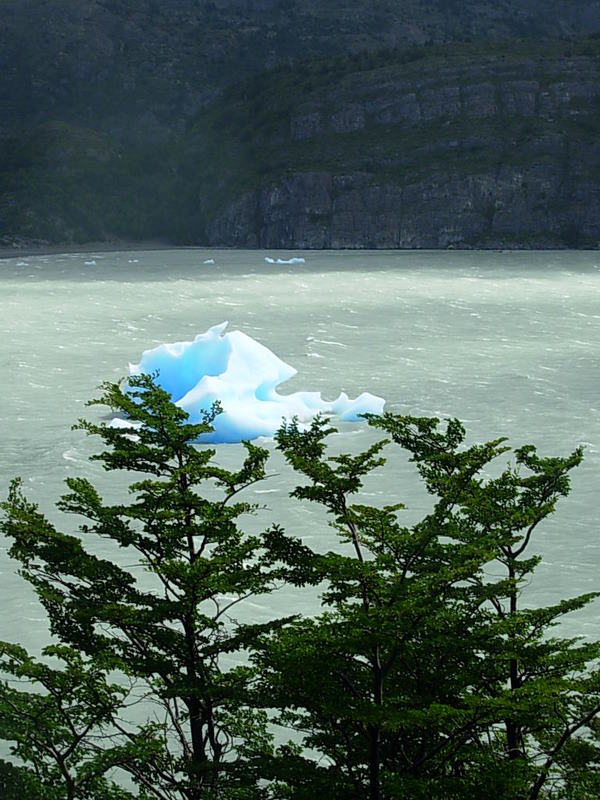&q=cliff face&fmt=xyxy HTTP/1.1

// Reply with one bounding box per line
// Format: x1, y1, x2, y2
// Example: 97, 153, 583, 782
207, 167, 600, 250
202, 47, 600, 248
2, 3, 600, 248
